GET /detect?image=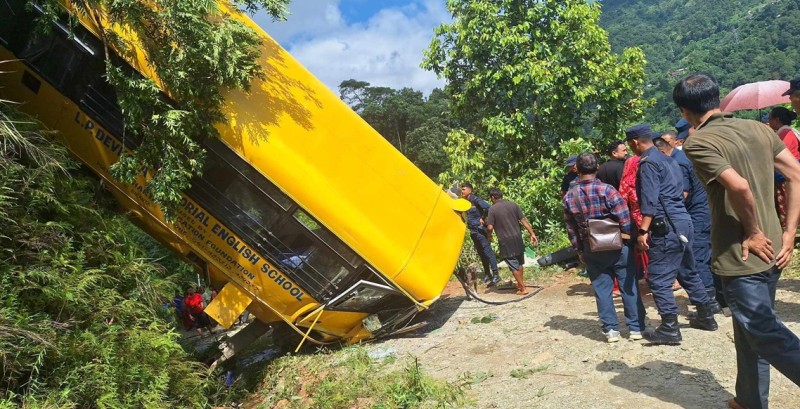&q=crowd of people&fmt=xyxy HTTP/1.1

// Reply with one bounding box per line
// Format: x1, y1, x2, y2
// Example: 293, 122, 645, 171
462, 74, 800, 409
